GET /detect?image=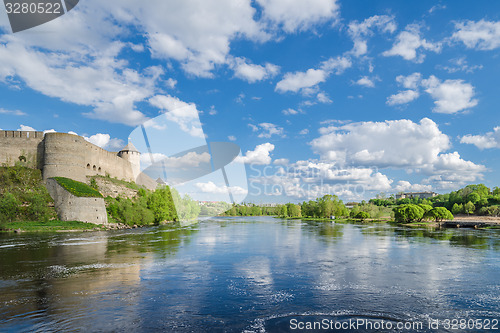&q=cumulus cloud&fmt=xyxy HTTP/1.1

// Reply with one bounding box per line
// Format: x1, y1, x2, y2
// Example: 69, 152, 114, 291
275, 56, 351, 94
452, 19, 500, 50
195, 181, 248, 195
347, 15, 397, 56
149, 95, 204, 138
393, 181, 432, 193
355, 76, 376, 88
17, 125, 36, 131
251, 159, 393, 200
383, 24, 441, 62
228, 135, 237, 141
230, 57, 280, 83
249, 122, 285, 138
386, 90, 419, 106
273, 158, 289, 165
387, 73, 477, 113
316, 92, 333, 103
310, 117, 485, 188
235, 143, 275, 165
421, 76, 478, 114
461, 126, 500, 149
256, 0, 339, 33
